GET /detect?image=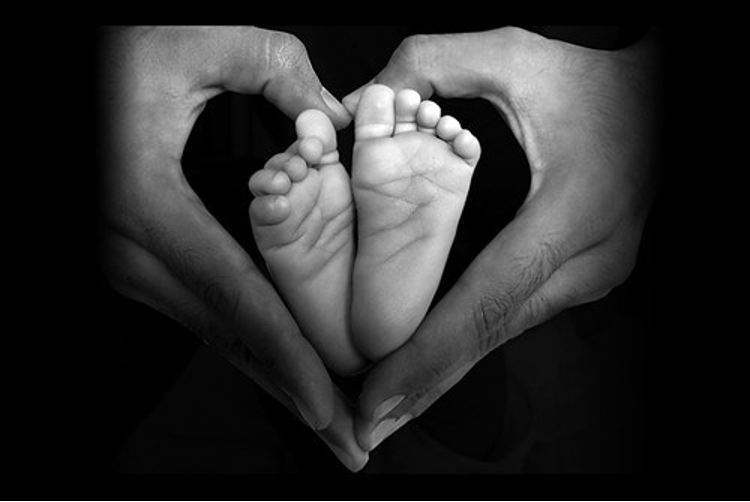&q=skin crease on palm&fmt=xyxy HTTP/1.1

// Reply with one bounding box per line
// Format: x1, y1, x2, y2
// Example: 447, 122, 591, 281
98, 26, 661, 471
